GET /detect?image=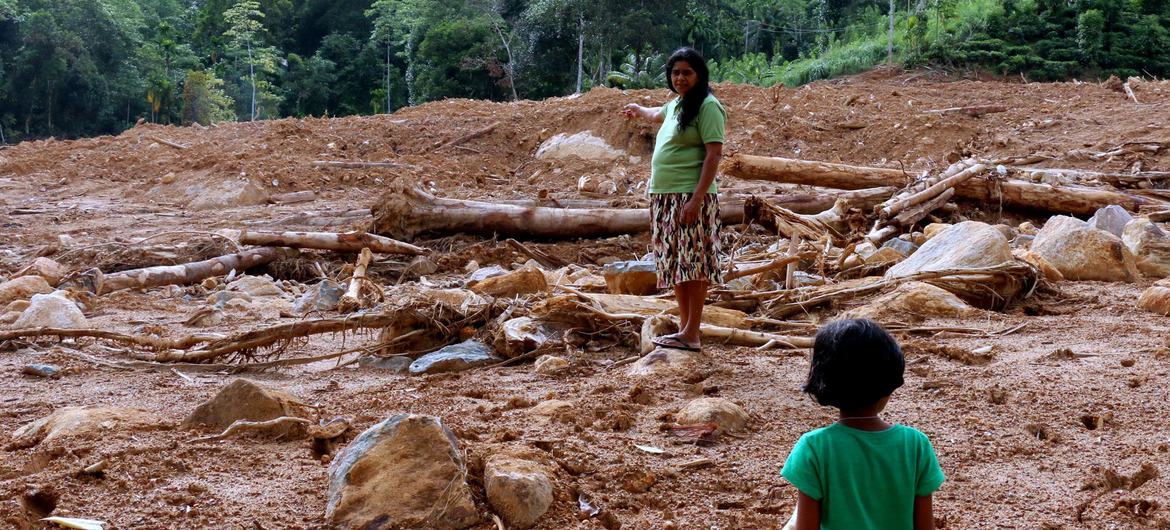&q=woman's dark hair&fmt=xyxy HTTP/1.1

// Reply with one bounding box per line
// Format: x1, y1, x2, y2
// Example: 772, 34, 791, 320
664, 47, 711, 132
802, 319, 904, 411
